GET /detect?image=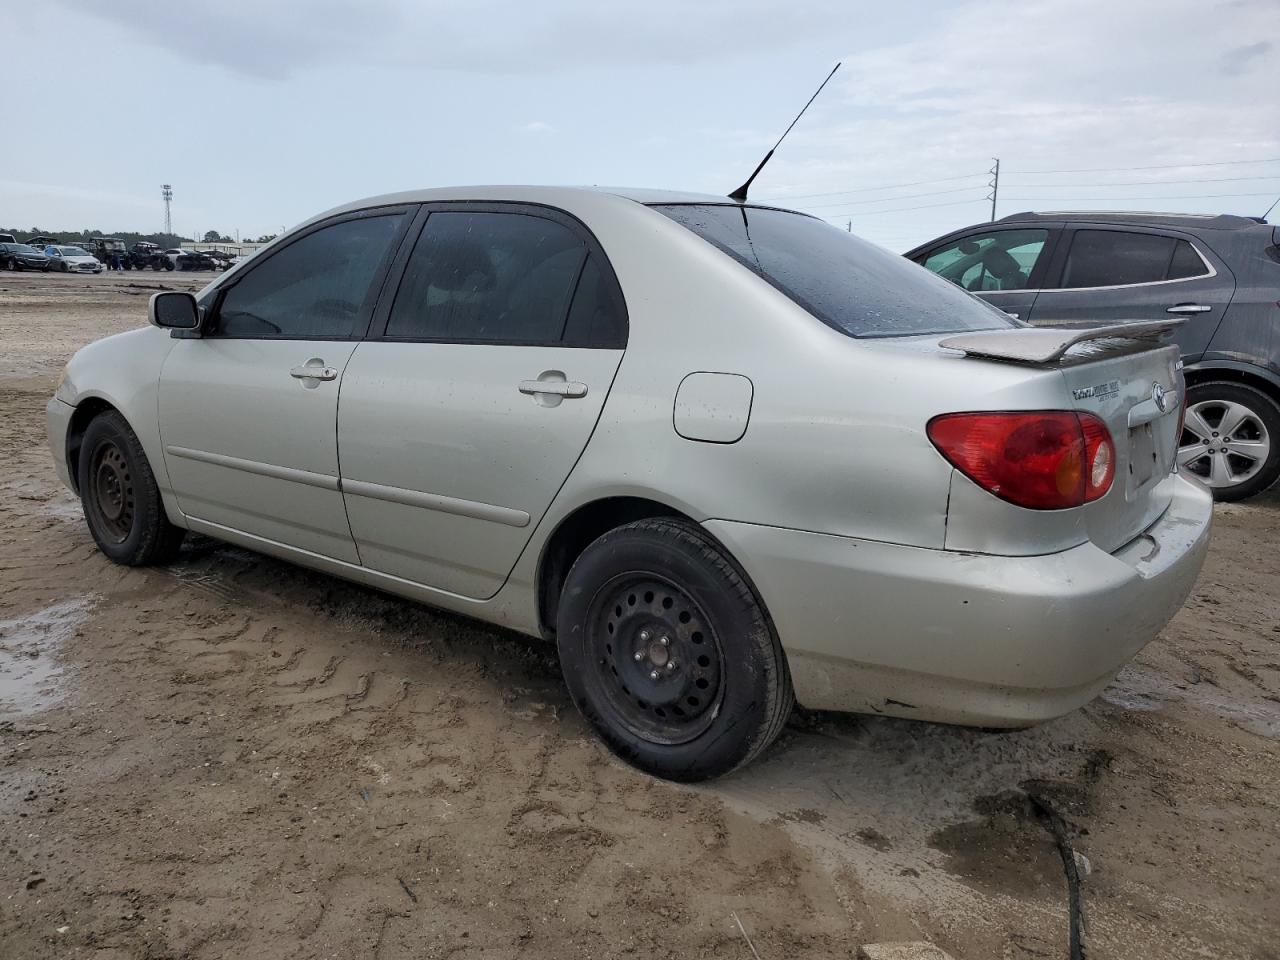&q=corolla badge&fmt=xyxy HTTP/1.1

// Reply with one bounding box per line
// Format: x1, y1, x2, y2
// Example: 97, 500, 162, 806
1152, 381, 1168, 412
